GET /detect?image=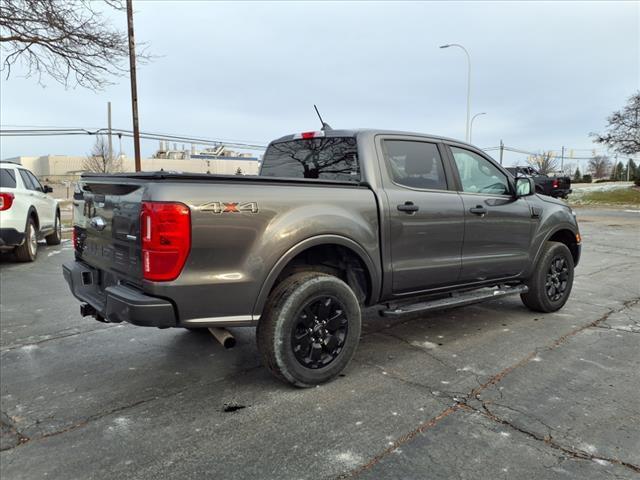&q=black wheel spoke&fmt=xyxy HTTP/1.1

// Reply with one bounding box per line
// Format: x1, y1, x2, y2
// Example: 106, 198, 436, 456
294, 332, 311, 354
325, 310, 344, 331
324, 333, 339, 352
309, 343, 322, 363
317, 297, 331, 320
299, 307, 315, 328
